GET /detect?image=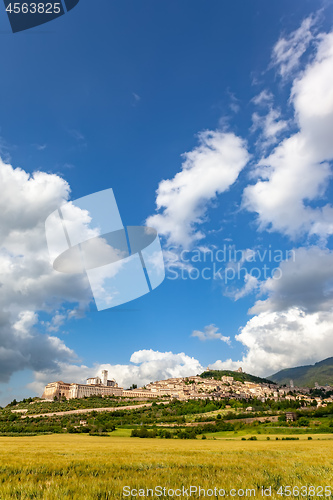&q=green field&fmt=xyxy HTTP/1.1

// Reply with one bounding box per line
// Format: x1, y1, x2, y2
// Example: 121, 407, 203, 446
0, 434, 333, 499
